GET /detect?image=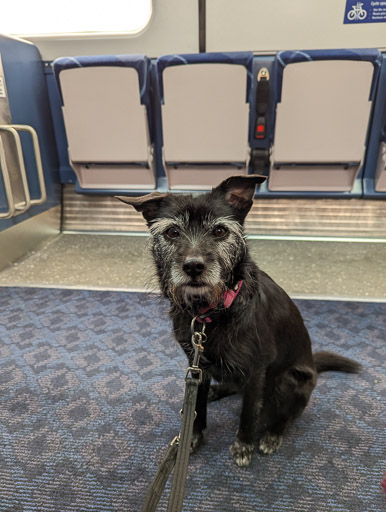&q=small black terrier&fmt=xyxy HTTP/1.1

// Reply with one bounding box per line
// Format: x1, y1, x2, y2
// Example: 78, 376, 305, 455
117, 175, 360, 467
